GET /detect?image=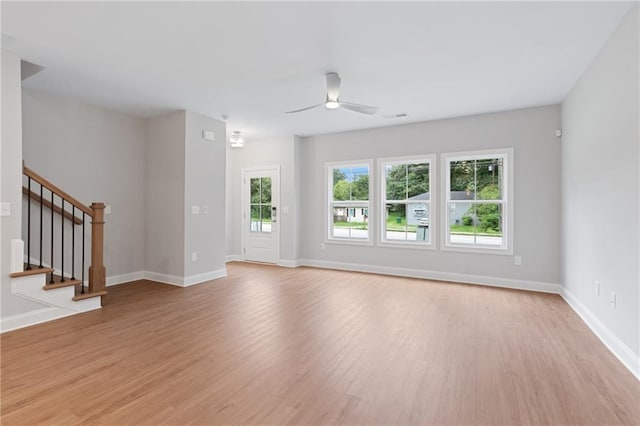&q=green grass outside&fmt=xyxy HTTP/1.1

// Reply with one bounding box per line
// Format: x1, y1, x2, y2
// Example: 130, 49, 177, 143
450, 224, 502, 236
333, 221, 368, 230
